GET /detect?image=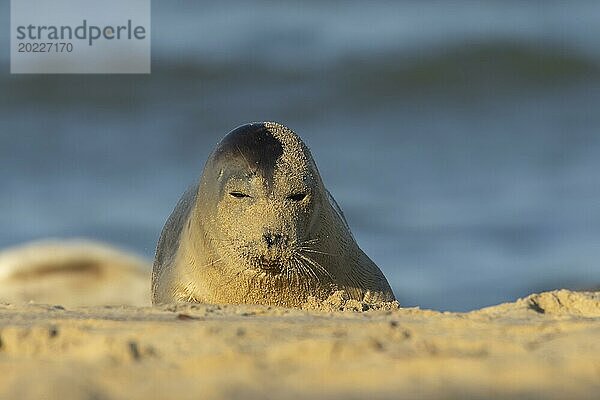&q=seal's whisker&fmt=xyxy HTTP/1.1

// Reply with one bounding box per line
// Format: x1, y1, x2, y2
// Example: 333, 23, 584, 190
294, 258, 312, 292
297, 255, 319, 281
296, 238, 339, 258
290, 259, 304, 289
297, 253, 333, 281
296, 260, 308, 285
300, 238, 320, 246
284, 262, 292, 286
291, 252, 306, 273
291, 258, 313, 293
294, 253, 320, 283
290, 255, 306, 281
297, 248, 338, 258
